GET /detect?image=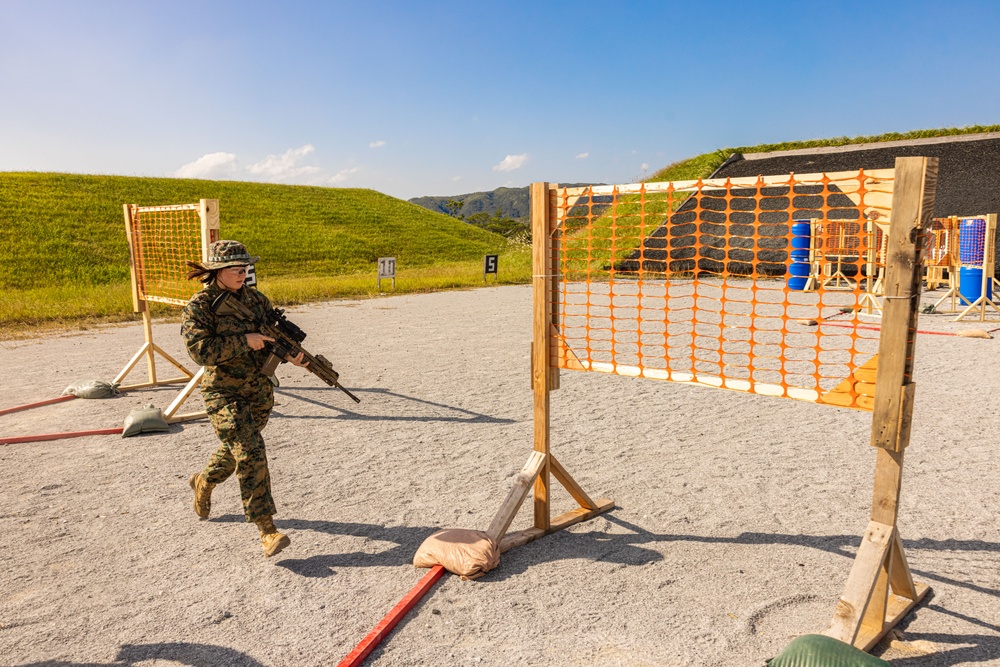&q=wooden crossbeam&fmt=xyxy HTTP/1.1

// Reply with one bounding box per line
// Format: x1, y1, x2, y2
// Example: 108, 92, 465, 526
549, 455, 599, 511
498, 498, 616, 554
486, 451, 546, 543
164, 366, 207, 423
